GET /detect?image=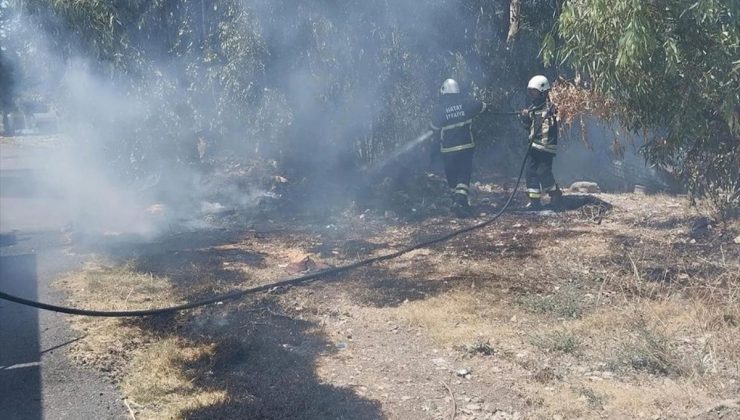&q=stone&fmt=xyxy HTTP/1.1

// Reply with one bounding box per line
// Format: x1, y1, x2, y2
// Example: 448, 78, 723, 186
569, 181, 601, 193
456, 368, 472, 377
